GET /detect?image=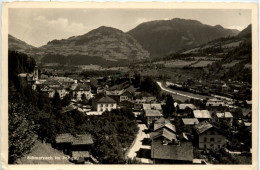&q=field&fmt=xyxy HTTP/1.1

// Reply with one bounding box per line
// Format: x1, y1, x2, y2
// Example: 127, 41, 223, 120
222, 60, 241, 68
190, 60, 215, 67
164, 60, 197, 68
222, 41, 242, 48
